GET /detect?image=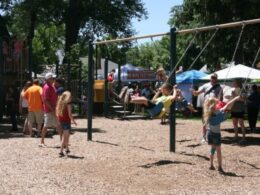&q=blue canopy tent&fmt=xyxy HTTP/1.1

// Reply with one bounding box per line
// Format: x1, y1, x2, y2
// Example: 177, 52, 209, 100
176, 70, 208, 103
